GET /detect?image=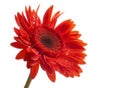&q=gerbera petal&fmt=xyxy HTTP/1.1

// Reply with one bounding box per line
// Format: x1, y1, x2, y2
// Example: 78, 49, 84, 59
11, 42, 26, 49
27, 48, 39, 55
56, 66, 68, 77
14, 37, 23, 44
24, 52, 30, 61
43, 5, 53, 26
15, 13, 30, 32
40, 56, 50, 71
14, 27, 20, 36
70, 31, 81, 36
55, 19, 75, 35
64, 49, 85, 55
27, 59, 39, 68
14, 29, 31, 46
70, 51, 87, 59
77, 40, 87, 46
15, 13, 23, 29
25, 6, 31, 22
19, 28, 28, 37
56, 66, 74, 77
46, 70, 56, 82
16, 49, 26, 59
68, 65, 82, 77
72, 65, 83, 74
30, 61, 39, 79
54, 57, 74, 67
65, 40, 86, 49
49, 11, 62, 29
63, 31, 81, 40
39, 56, 56, 81
63, 49, 86, 64
68, 56, 86, 64
21, 12, 31, 31
19, 29, 30, 41
43, 56, 60, 72
44, 56, 56, 66
25, 6, 41, 29
57, 64, 82, 77
19, 36, 31, 45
